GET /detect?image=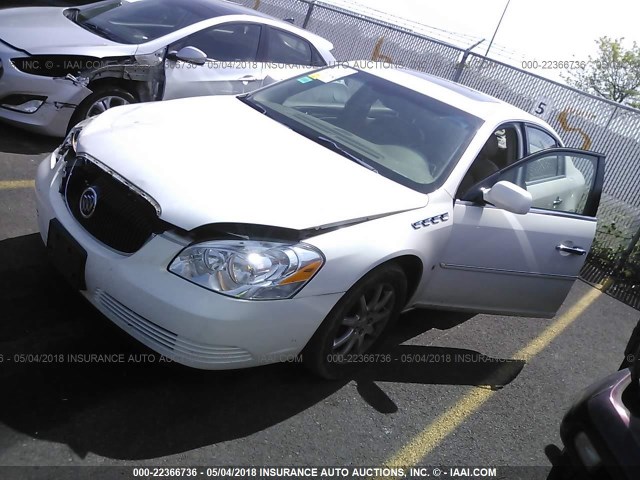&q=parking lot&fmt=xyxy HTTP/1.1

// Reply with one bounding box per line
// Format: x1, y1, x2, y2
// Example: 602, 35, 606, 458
0, 123, 638, 478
